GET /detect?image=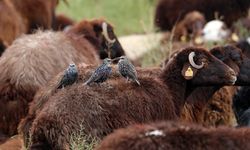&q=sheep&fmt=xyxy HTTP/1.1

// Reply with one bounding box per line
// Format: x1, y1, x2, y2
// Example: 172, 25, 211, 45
202, 20, 230, 42
182, 45, 250, 126
233, 86, 250, 127
202, 86, 238, 126
95, 121, 250, 150
0, 0, 27, 55
0, 19, 123, 139
27, 47, 237, 149
155, 0, 250, 31
232, 39, 250, 127
19, 45, 246, 147
235, 38, 250, 58
202, 40, 250, 127
202, 42, 250, 127
162, 45, 249, 126
173, 11, 206, 42
0, 0, 58, 55
18, 64, 162, 147
10, 0, 58, 33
